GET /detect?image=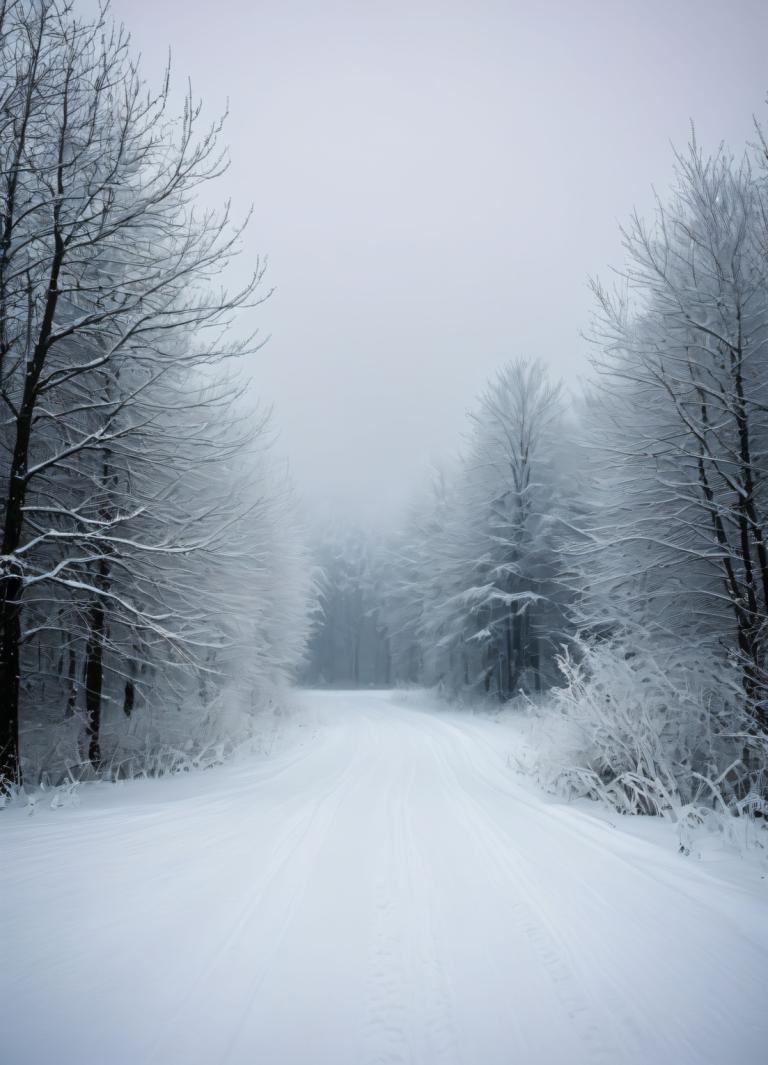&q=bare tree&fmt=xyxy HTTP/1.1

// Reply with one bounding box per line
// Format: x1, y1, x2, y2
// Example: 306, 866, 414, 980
0, 0, 268, 786
584, 135, 768, 743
